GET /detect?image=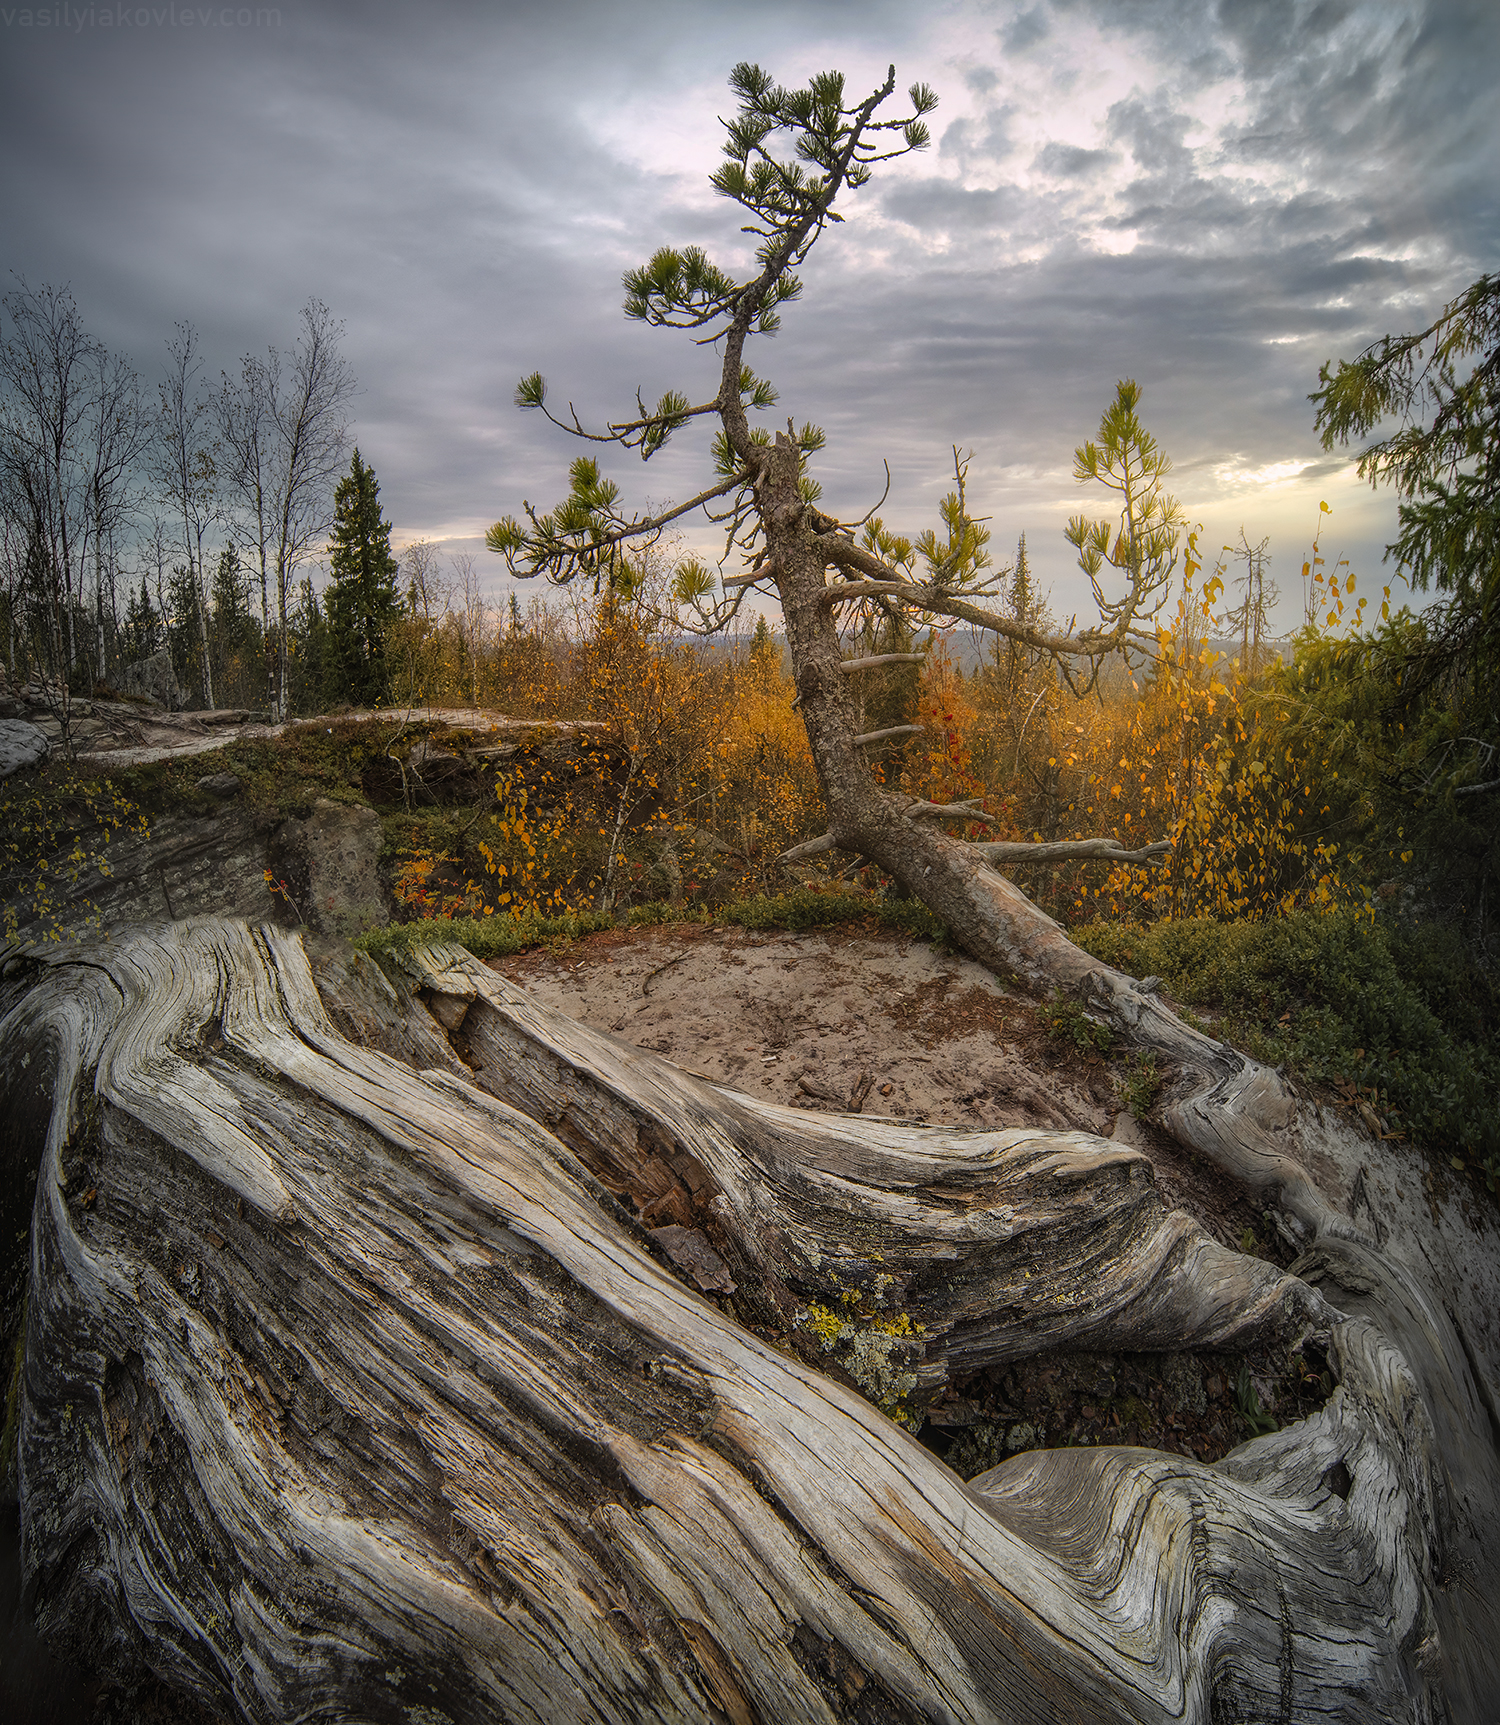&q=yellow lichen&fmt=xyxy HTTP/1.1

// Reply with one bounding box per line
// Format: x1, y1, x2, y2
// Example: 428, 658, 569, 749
794, 1293, 925, 1428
